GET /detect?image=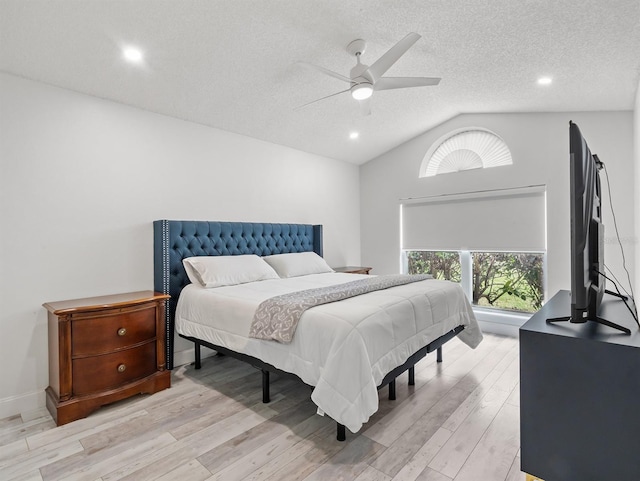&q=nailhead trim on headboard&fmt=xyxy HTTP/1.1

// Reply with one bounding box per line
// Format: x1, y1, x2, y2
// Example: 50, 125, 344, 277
161, 220, 170, 367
